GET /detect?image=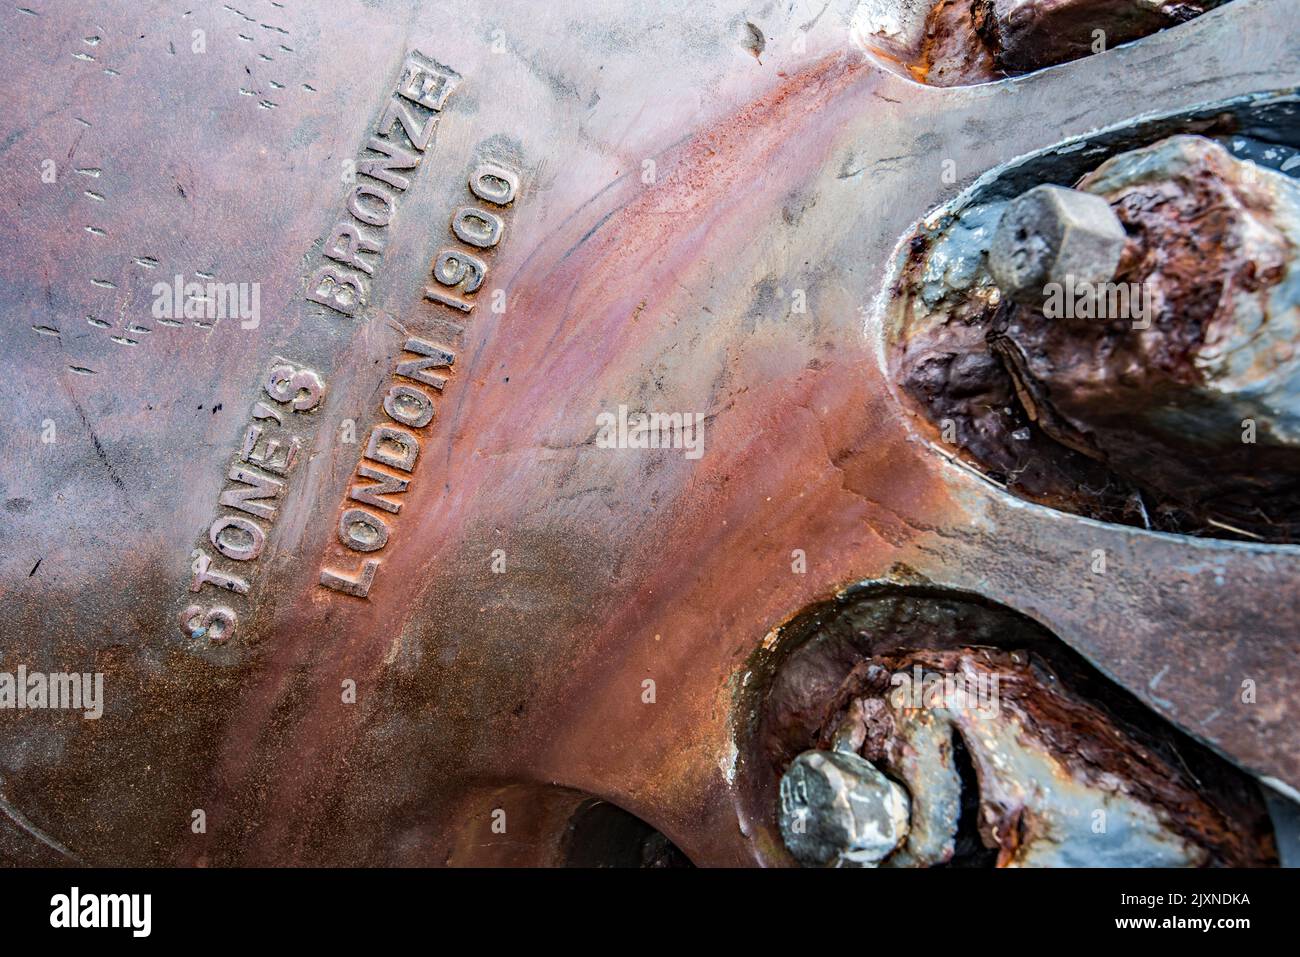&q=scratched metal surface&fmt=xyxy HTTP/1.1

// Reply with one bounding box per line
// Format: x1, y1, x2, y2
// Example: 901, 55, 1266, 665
0, 0, 1296, 865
